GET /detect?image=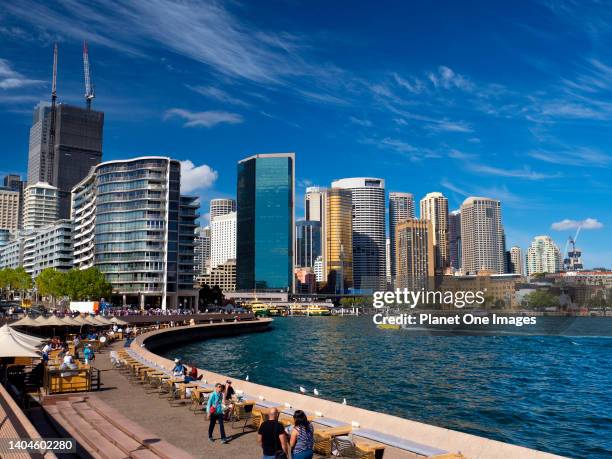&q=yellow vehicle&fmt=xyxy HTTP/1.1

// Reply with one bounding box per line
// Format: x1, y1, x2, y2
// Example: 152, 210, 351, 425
304, 305, 331, 316
247, 302, 271, 317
